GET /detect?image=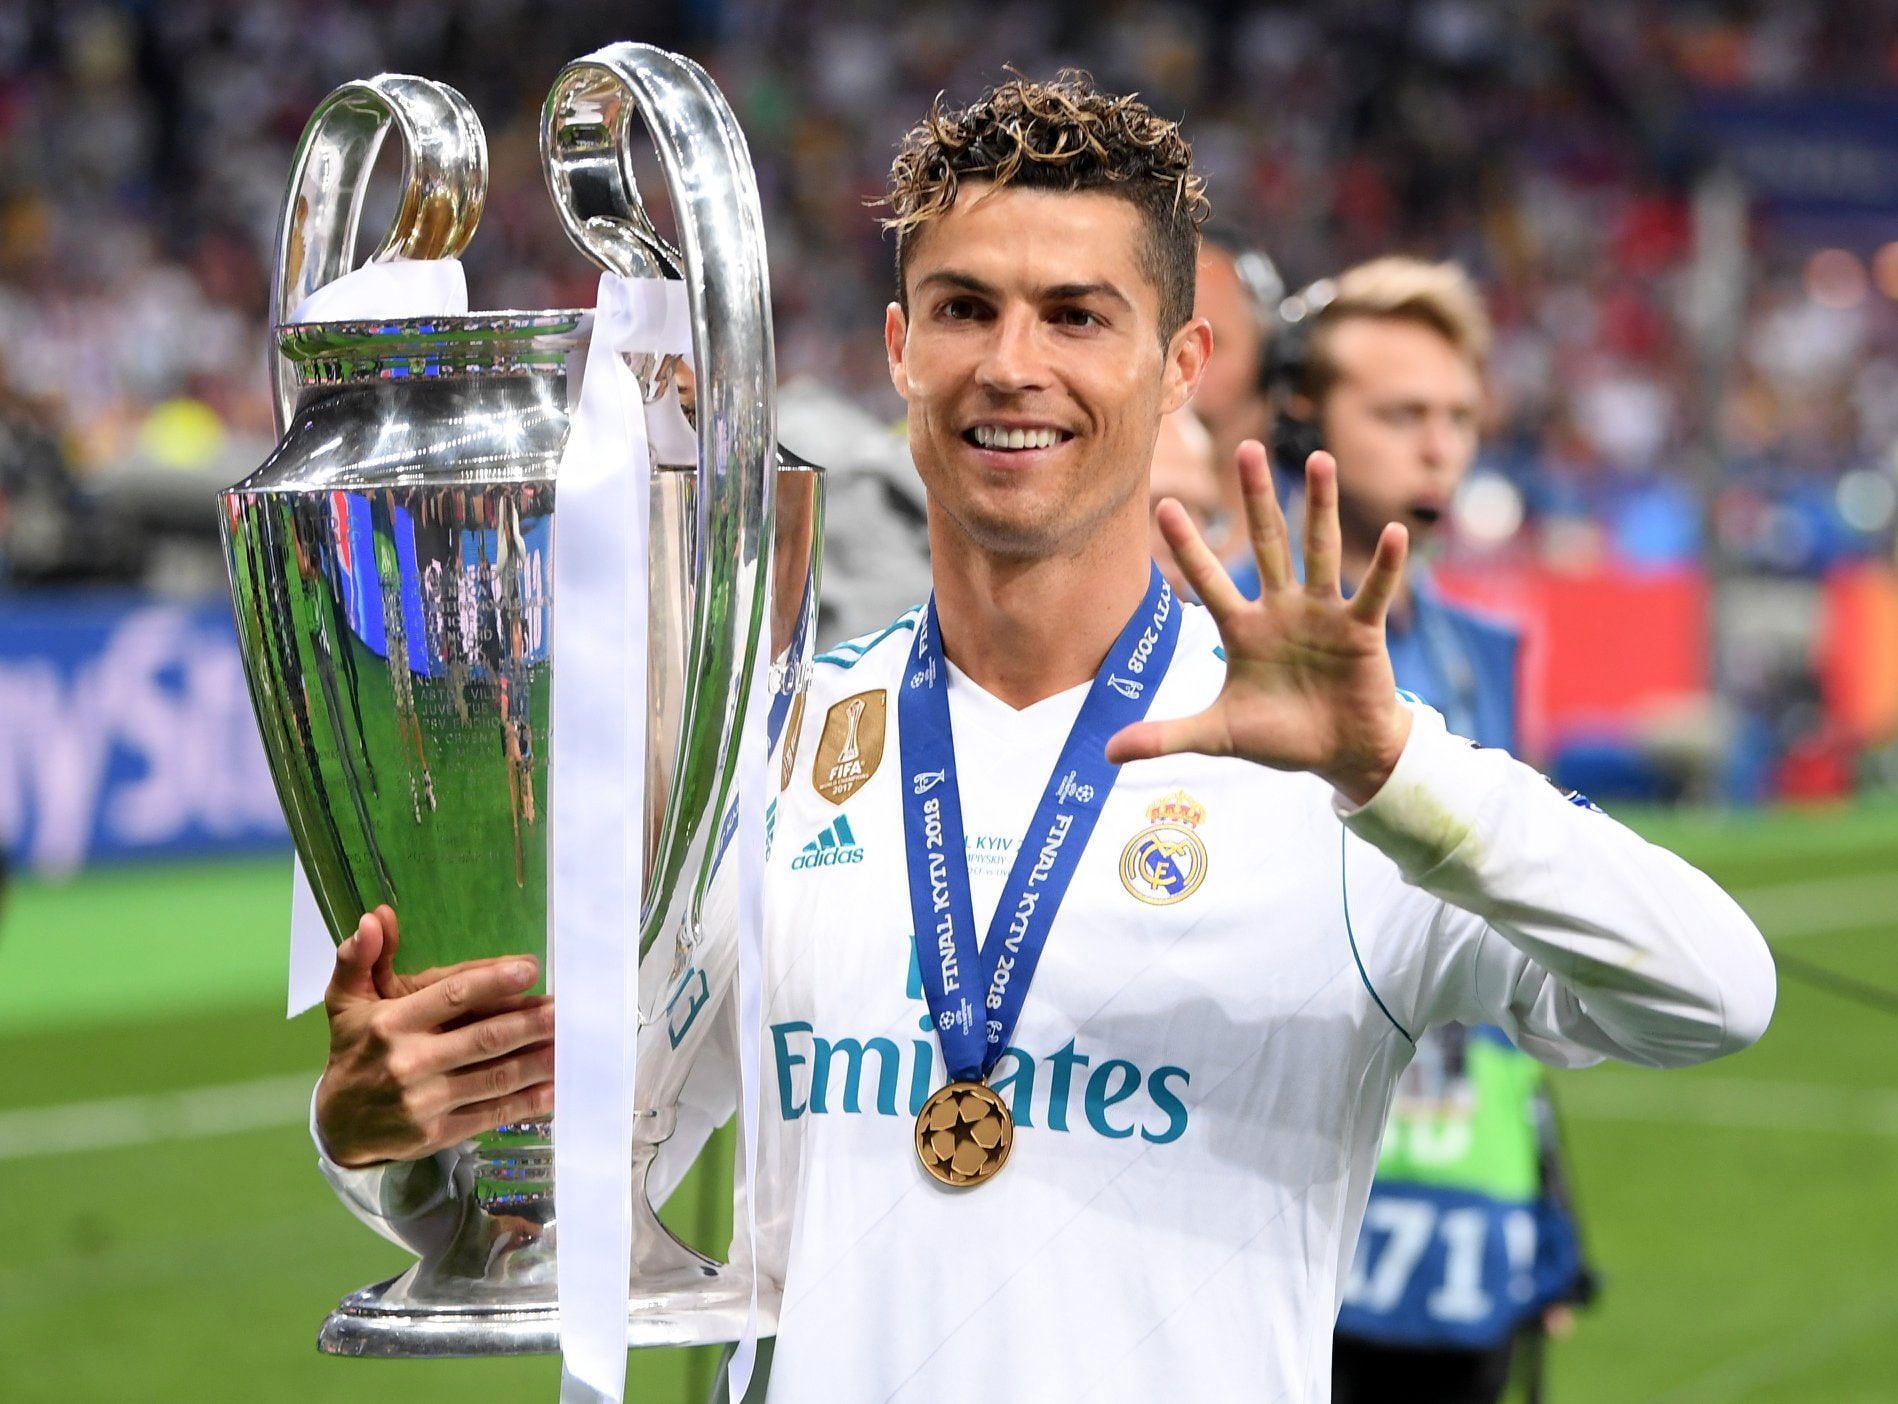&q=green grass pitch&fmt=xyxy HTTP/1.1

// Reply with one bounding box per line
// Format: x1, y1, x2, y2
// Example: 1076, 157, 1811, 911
2, 802, 1896, 1401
